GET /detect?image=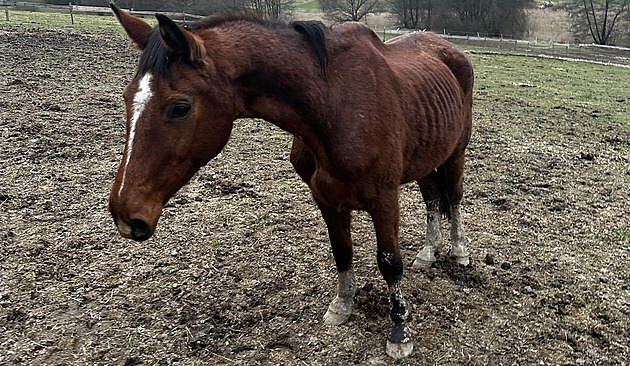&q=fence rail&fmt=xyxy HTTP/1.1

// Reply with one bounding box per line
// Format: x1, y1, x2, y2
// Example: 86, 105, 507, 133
3, 1, 630, 67
1, 1, 204, 21
382, 29, 630, 68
